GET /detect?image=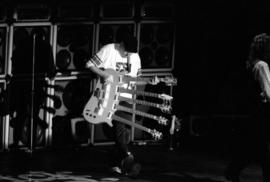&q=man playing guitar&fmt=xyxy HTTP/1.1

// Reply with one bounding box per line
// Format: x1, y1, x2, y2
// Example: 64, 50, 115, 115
86, 32, 143, 177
